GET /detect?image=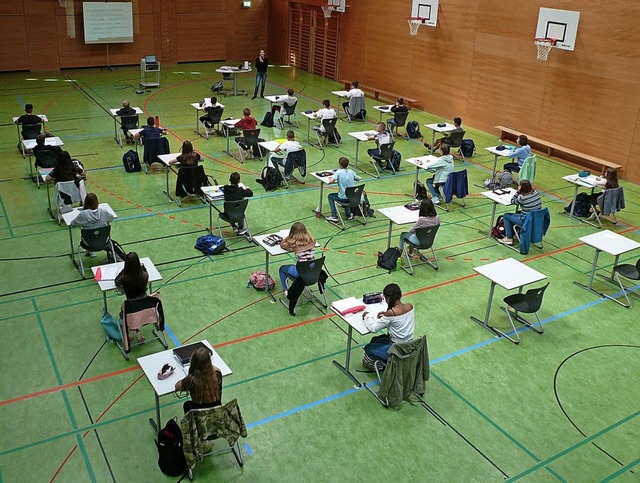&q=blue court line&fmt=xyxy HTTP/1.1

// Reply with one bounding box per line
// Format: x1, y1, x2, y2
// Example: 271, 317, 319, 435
163, 323, 181, 348
16, 95, 25, 109
242, 443, 254, 456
